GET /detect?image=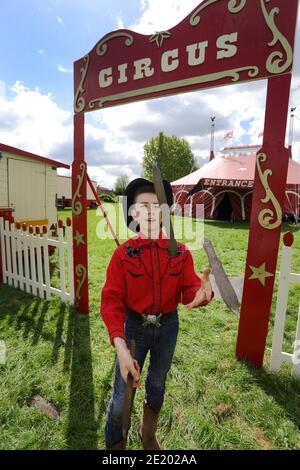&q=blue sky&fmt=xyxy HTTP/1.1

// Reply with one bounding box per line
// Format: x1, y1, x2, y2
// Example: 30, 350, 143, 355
1, 0, 141, 110
0, 0, 299, 188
